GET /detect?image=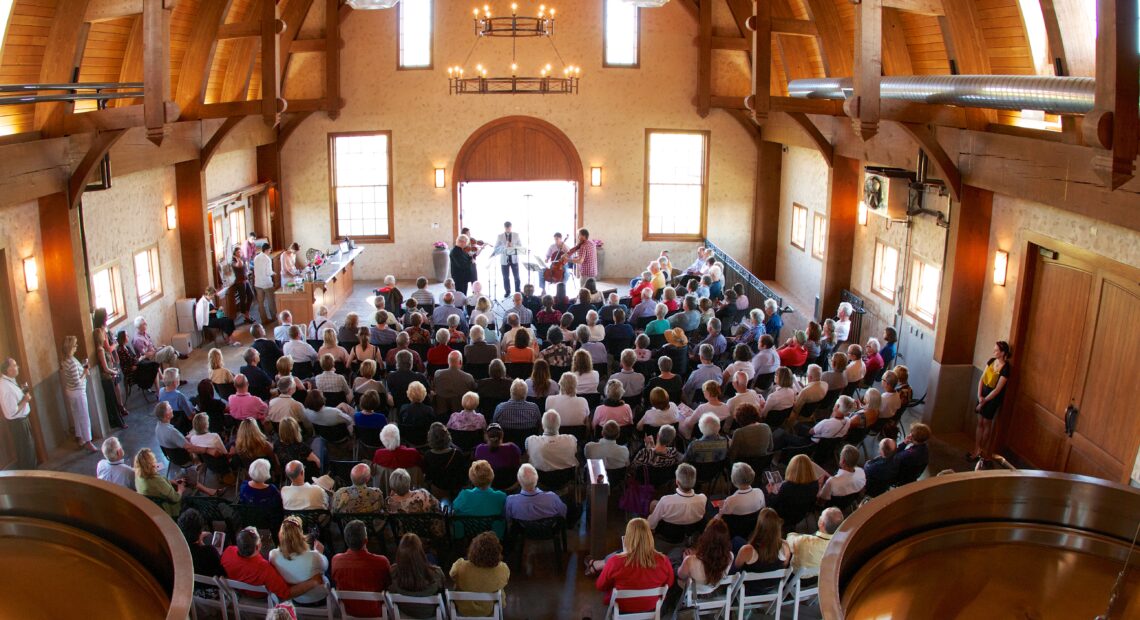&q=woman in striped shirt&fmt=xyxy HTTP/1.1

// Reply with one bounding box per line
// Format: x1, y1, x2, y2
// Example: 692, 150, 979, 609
60, 335, 96, 452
